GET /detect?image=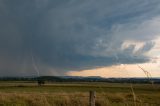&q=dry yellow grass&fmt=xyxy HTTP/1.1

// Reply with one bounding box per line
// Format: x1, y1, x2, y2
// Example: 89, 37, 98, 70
0, 92, 159, 106
0, 82, 159, 106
